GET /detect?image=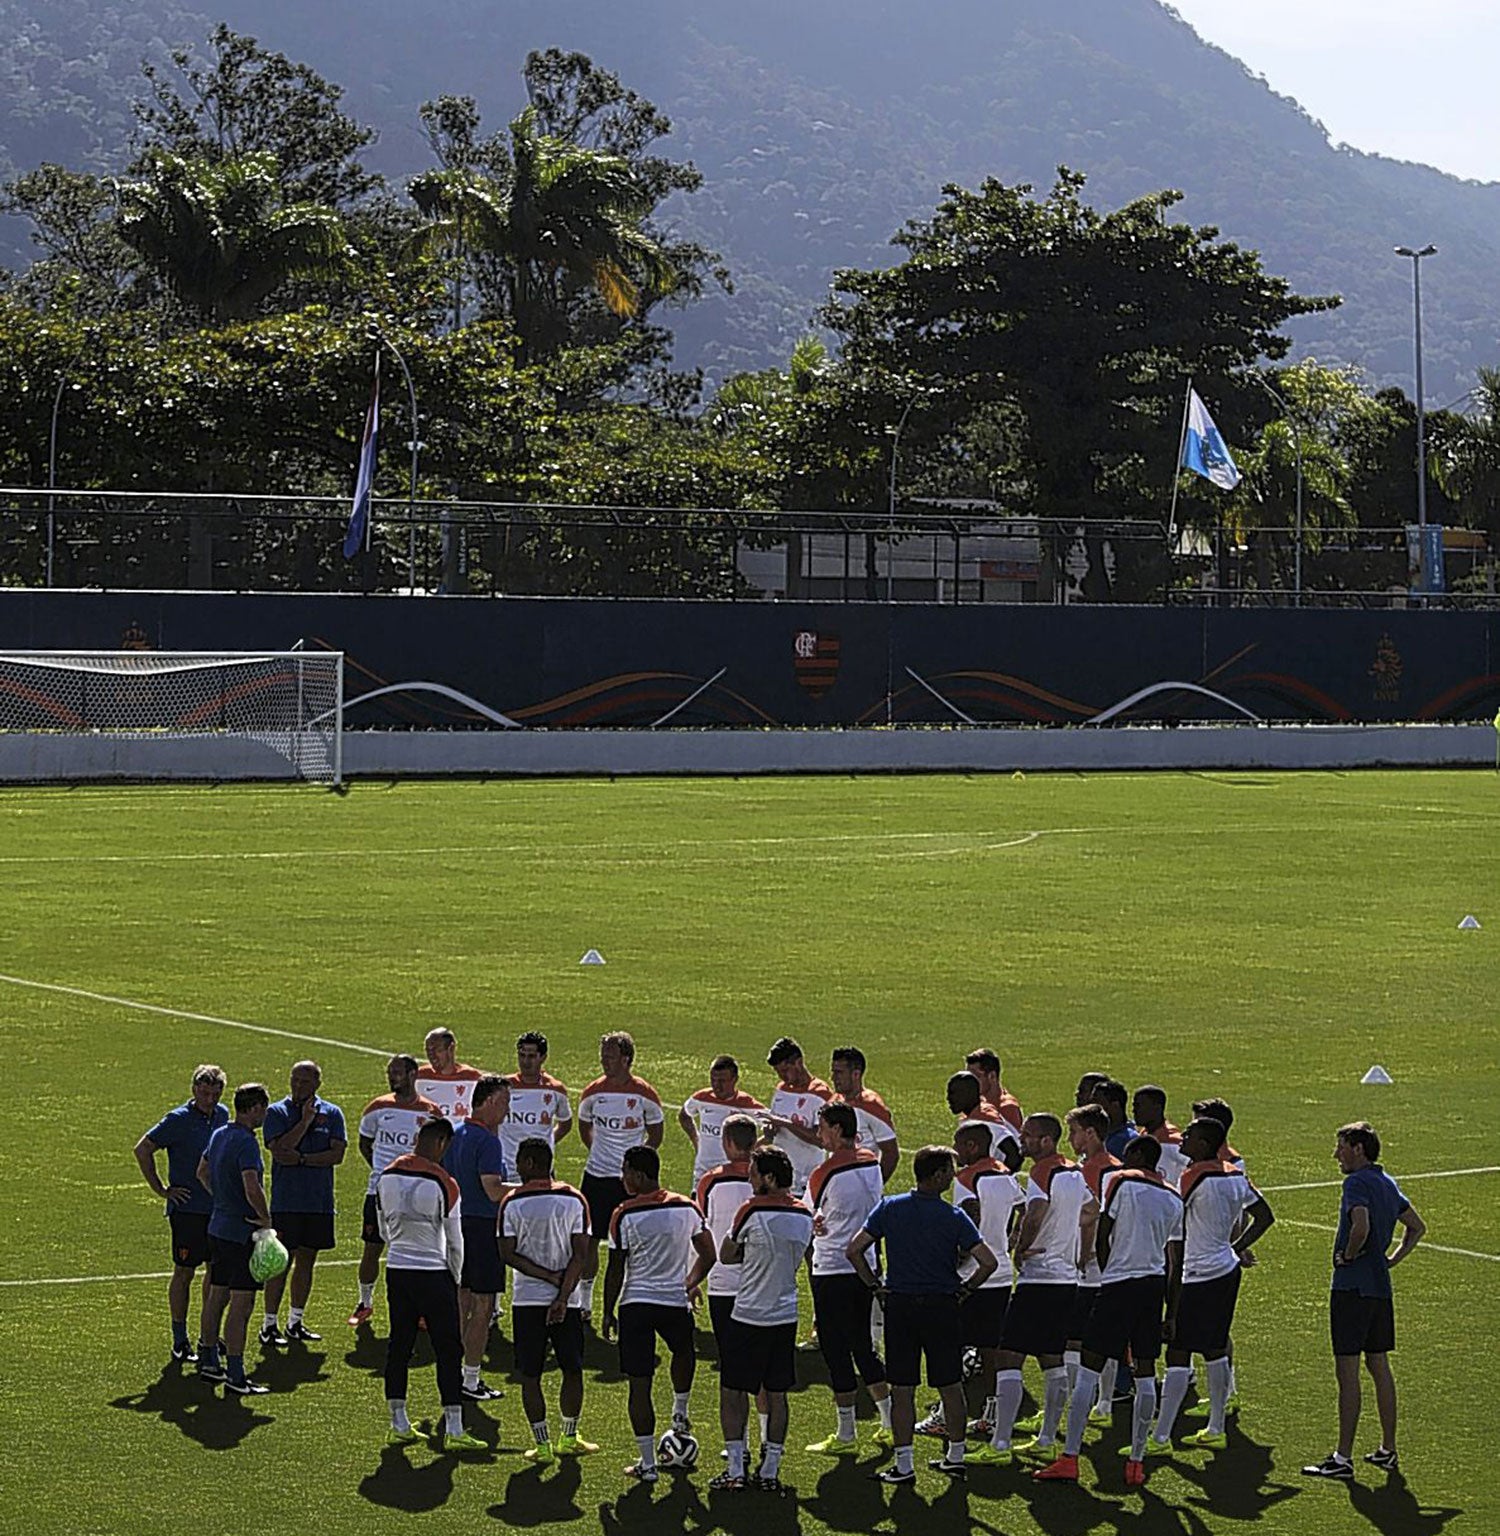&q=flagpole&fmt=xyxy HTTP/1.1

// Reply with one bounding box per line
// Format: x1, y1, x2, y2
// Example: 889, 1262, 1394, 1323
1167, 377, 1192, 544
366, 351, 381, 552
